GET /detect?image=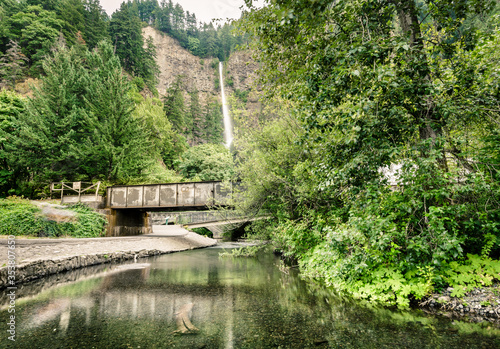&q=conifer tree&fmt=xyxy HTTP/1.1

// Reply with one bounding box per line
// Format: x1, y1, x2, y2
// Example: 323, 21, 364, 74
0, 90, 25, 196
163, 76, 186, 131
109, 3, 144, 74
7, 5, 65, 74
81, 0, 109, 49
203, 97, 223, 144
5, 42, 85, 184
0, 40, 27, 88
188, 89, 203, 145
5, 41, 156, 188
72, 41, 155, 181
